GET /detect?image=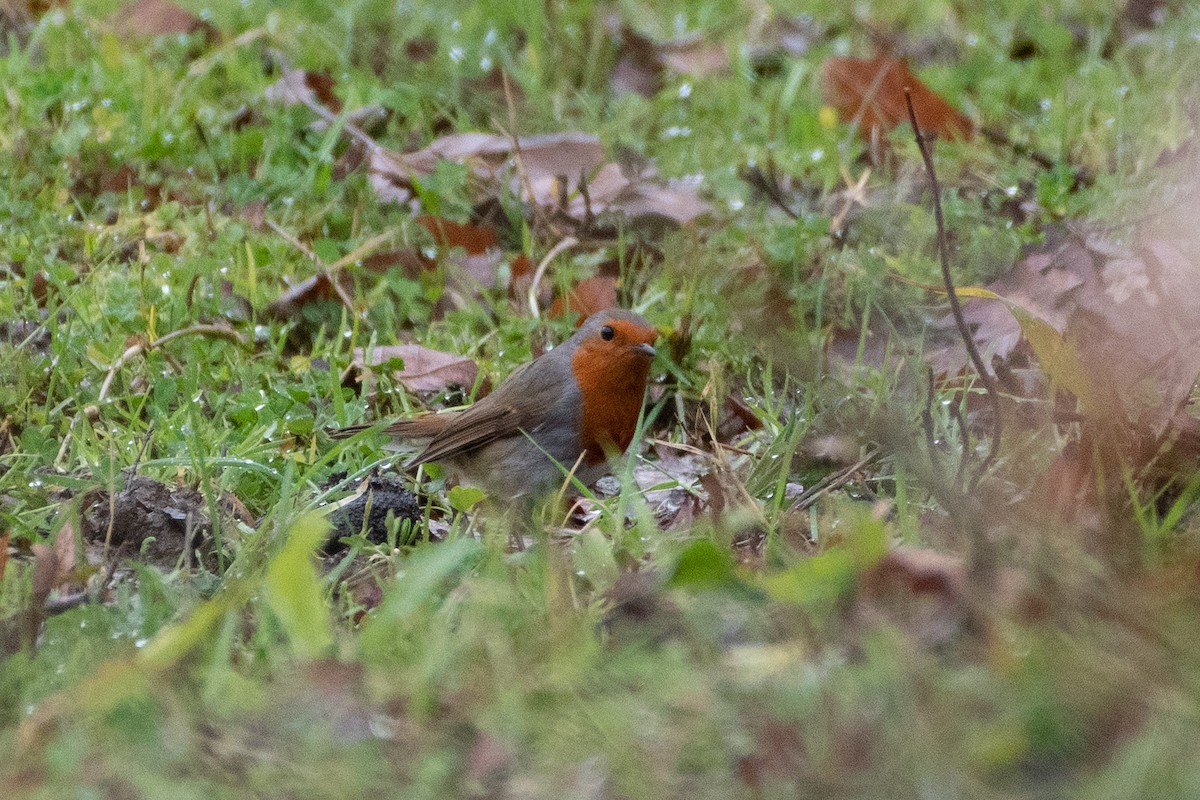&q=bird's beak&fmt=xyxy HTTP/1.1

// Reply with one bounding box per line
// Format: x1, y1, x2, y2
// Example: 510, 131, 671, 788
634, 342, 656, 358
